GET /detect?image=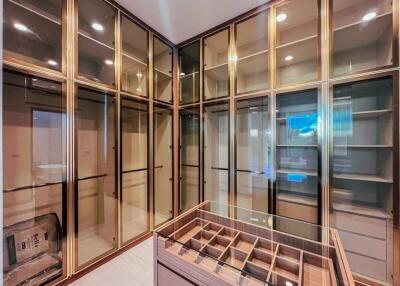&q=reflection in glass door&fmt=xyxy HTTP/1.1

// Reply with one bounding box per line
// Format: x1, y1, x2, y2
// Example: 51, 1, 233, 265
75, 87, 117, 268
179, 107, 200, 213
154, 106, 173, 226
275, 89, 319, 225
3, 71, 66, 286
121, 98, 149, 244
203, 103, 229, 215
236, 97, 270, 213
